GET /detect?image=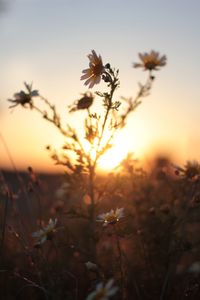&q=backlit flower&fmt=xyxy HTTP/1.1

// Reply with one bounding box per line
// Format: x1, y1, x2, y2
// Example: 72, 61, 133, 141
81, 50, 105, 88
32, 218, 57, 245
97, 208, 124, 226
8, 82, 39, 108
133, 50, 166, 71
86, 279, 118, 300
